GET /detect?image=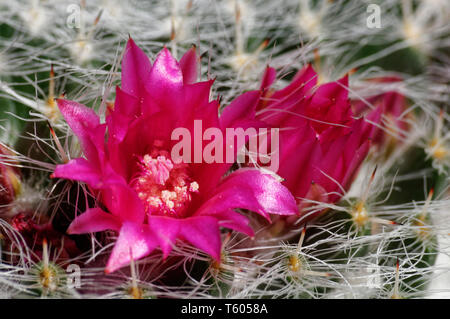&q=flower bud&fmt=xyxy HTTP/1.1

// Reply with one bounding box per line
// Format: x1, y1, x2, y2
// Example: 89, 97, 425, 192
0, 145, 21, 210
